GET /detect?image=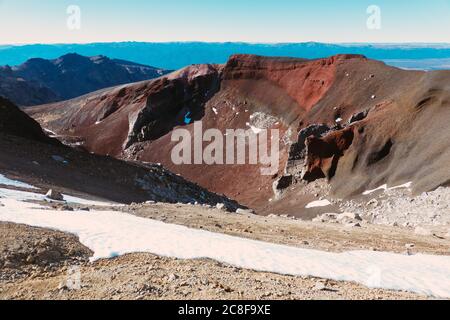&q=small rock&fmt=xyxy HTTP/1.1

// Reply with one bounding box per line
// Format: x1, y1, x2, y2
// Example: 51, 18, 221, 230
405, 243, 415, 249
216, 203, 226, 211
167, 274, 179, 282
405, 249, 414, 256
45, 189, 64, 201
346, 222, 362, 228
58, 282, 68, 291
313, 281, 326, 291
